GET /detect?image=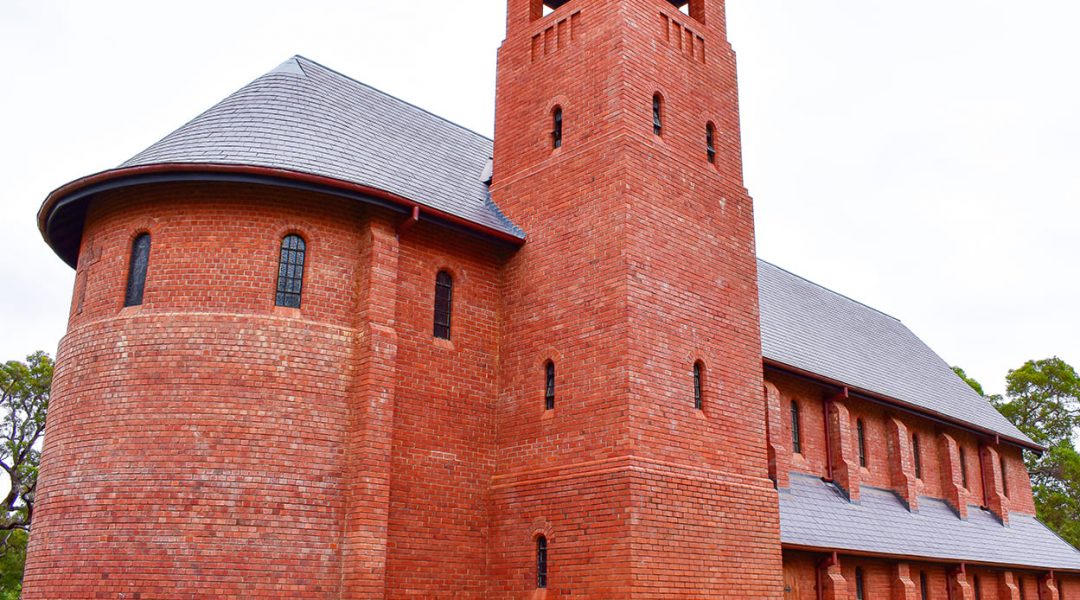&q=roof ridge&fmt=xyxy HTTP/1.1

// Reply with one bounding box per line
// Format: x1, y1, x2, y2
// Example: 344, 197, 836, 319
758, 257, 902, 323
291, 54, 494, 144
